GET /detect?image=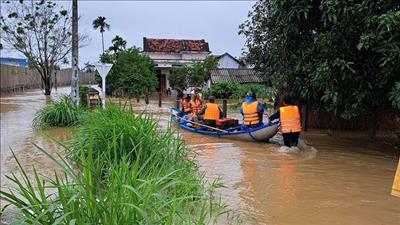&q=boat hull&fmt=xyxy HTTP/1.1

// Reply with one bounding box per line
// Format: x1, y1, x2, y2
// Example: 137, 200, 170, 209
171, 108, 279, 142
